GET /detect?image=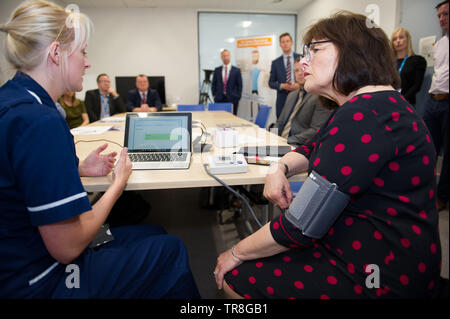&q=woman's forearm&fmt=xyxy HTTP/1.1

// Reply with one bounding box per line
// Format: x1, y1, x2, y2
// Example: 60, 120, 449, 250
38, 180, 126, 264
81, 113, 89, 126
232, 223, 289, 261
278, 151, 309, 177
232, 152, 308, 261
74, 180, 125, 248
